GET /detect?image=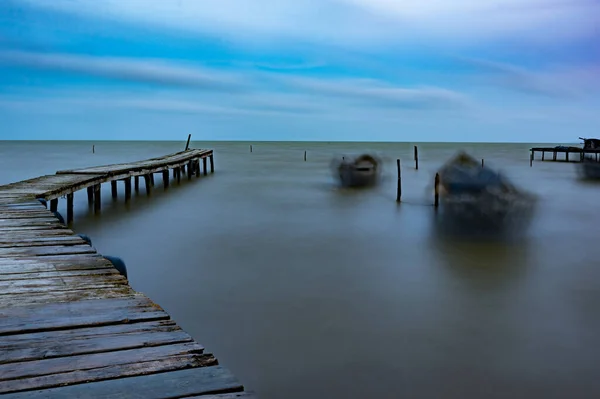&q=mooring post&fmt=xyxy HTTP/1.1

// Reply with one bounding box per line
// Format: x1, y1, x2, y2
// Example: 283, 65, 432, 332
250, 144, 253, 153
209, 154, 214, 173
94, 184, 101, 213
482, 159, 484, 167
163, 170, 169, 188
414, 145, 419, 170
86, 186, 94, 205
144, 175, 152, 195
396, 159, 402, 203
185, 134, 192, 151
304, 151, 307, 161
92, 145, 95, 154
134, 176, 139, 192
66, 193, 74, 224
202, 157, 207, 176
530, 150, 534, 167
124, 177, 132, 201
434, 173, 440, 208
50, 198, 58, 212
